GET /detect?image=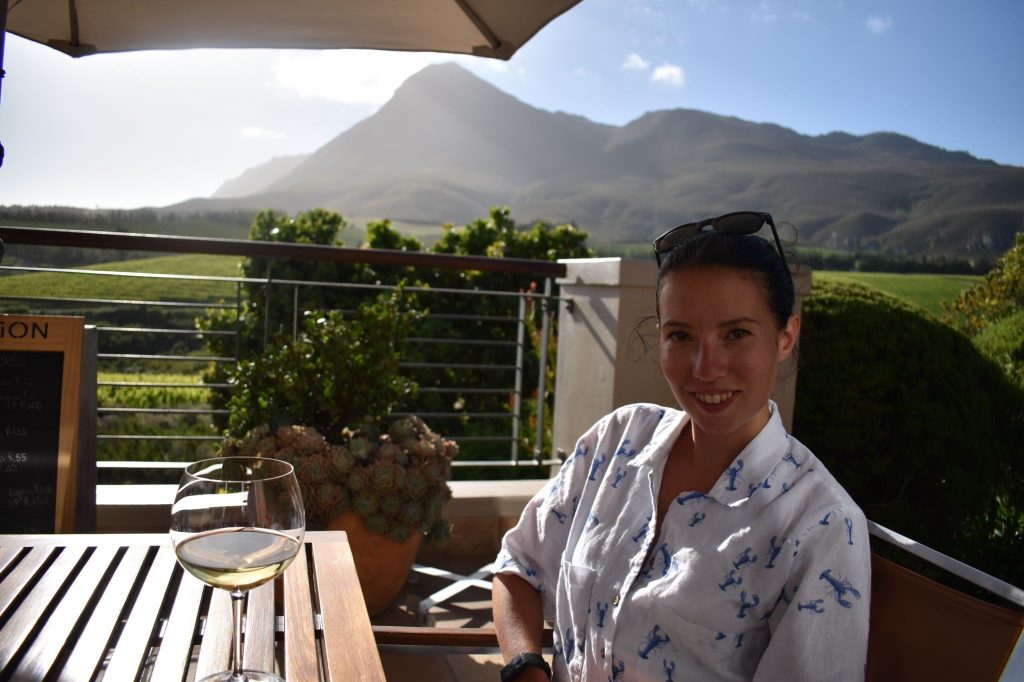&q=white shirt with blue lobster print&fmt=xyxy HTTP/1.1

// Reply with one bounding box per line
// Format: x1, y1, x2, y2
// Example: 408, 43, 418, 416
495, 402, 871, 682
